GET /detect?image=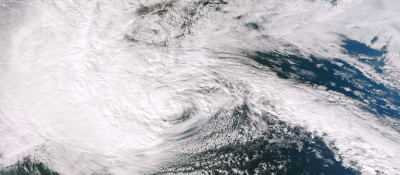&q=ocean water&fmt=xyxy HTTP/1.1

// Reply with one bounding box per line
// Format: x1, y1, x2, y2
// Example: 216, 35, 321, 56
1, 0, 400, 174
